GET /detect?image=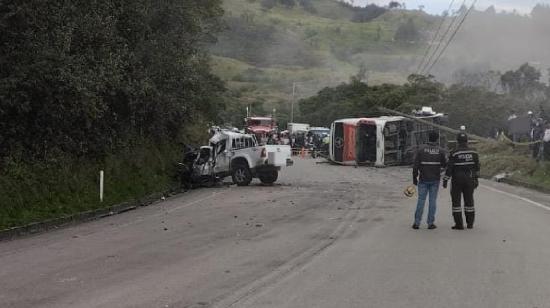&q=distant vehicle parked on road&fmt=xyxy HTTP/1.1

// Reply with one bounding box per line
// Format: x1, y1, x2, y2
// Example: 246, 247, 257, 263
287, 123, 310, 135
245, 116, 277, 145
308, 127, 330, 158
